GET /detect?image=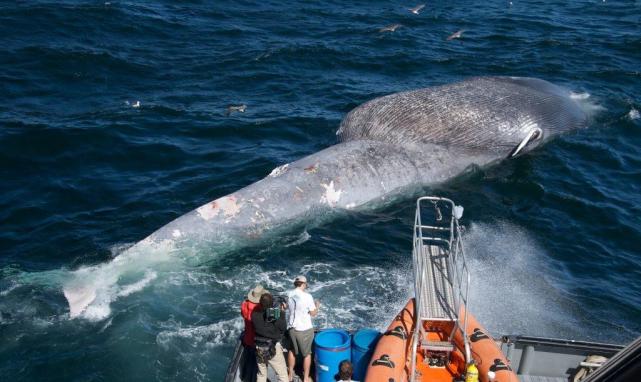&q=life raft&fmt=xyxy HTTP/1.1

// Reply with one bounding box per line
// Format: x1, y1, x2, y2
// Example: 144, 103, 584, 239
365, 298, 518, 382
